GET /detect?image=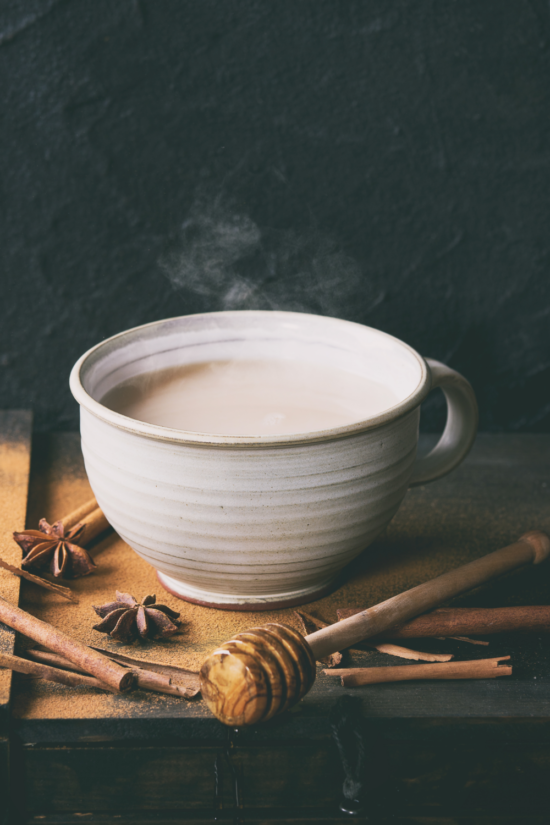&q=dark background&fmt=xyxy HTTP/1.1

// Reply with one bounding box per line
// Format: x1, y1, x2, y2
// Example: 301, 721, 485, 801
2, 0, 549, 432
